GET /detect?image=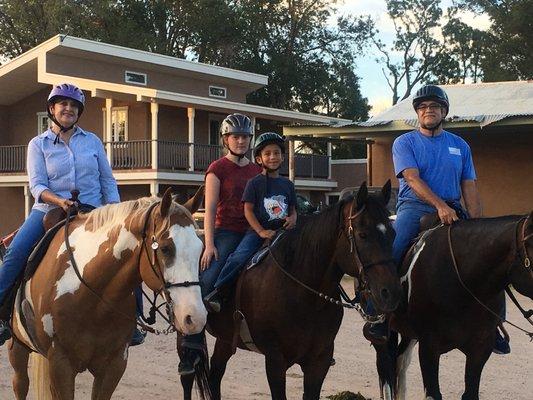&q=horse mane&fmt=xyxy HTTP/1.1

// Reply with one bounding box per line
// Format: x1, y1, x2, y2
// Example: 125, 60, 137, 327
82, 196, 188, 231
